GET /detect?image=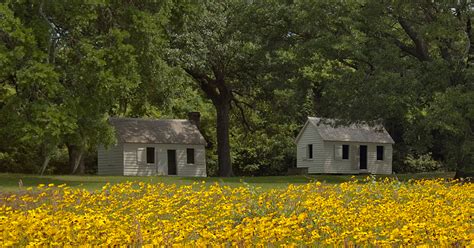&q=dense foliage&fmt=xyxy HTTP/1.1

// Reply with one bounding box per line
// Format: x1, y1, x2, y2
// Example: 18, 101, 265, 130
1, 179, 473, 246
1, 0, 473, 175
